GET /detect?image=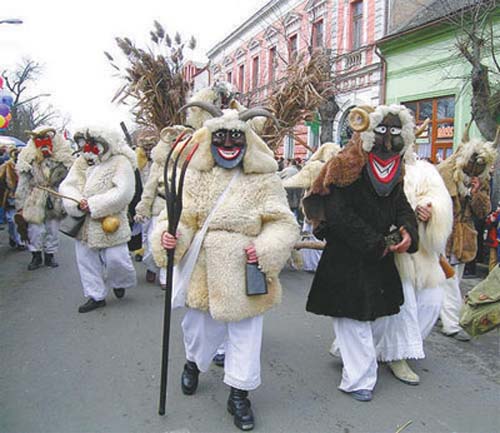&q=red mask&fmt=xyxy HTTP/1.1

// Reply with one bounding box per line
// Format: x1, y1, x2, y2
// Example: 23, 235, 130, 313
83, 142, 100, 155
34, 137, 53, 157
